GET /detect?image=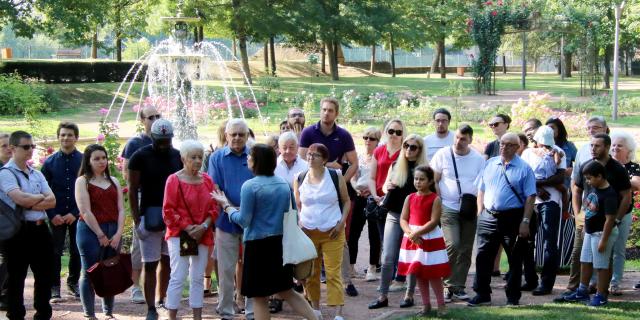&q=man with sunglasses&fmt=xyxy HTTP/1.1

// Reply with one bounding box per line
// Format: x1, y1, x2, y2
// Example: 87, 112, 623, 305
121, 105, 162, 304
424, 108, 454, 161
287, 108, 306, 138
0, 131, 56, 319
468, 132, 537, 307
207, 119, 255, 320
484, 114, 512, 160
